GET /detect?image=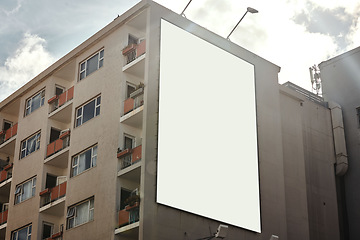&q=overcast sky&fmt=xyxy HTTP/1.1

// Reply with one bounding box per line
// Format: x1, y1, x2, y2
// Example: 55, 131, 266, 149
0, 0, 359, 101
